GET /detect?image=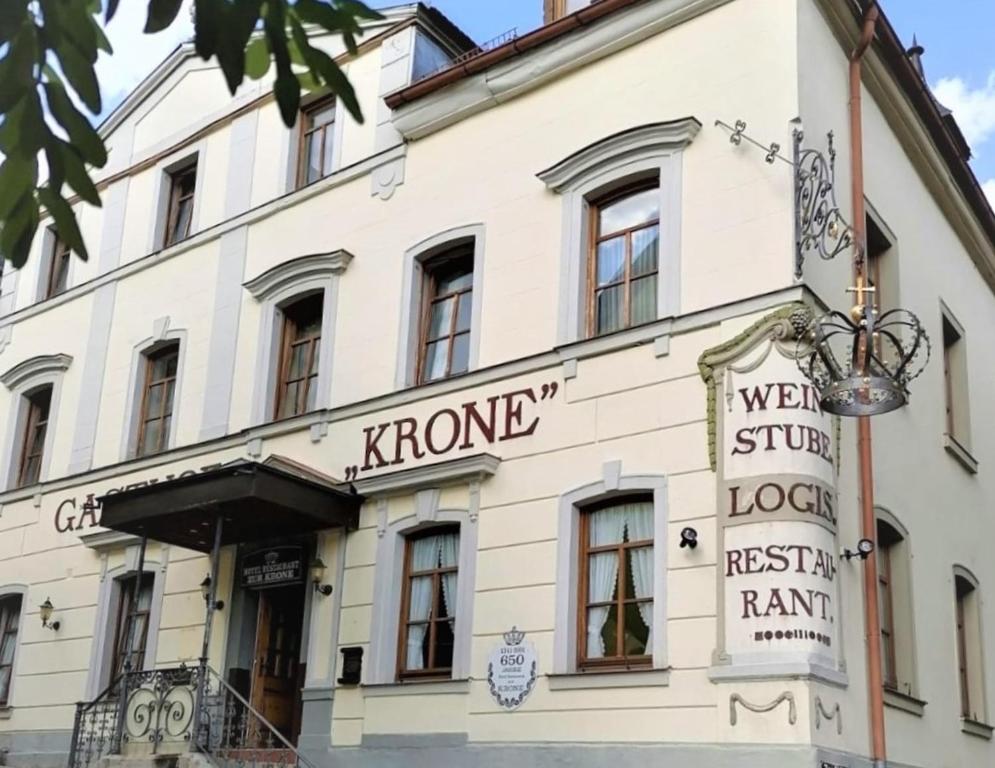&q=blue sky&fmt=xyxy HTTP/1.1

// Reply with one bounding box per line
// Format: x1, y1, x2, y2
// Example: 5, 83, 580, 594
96, 0, 995, 203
